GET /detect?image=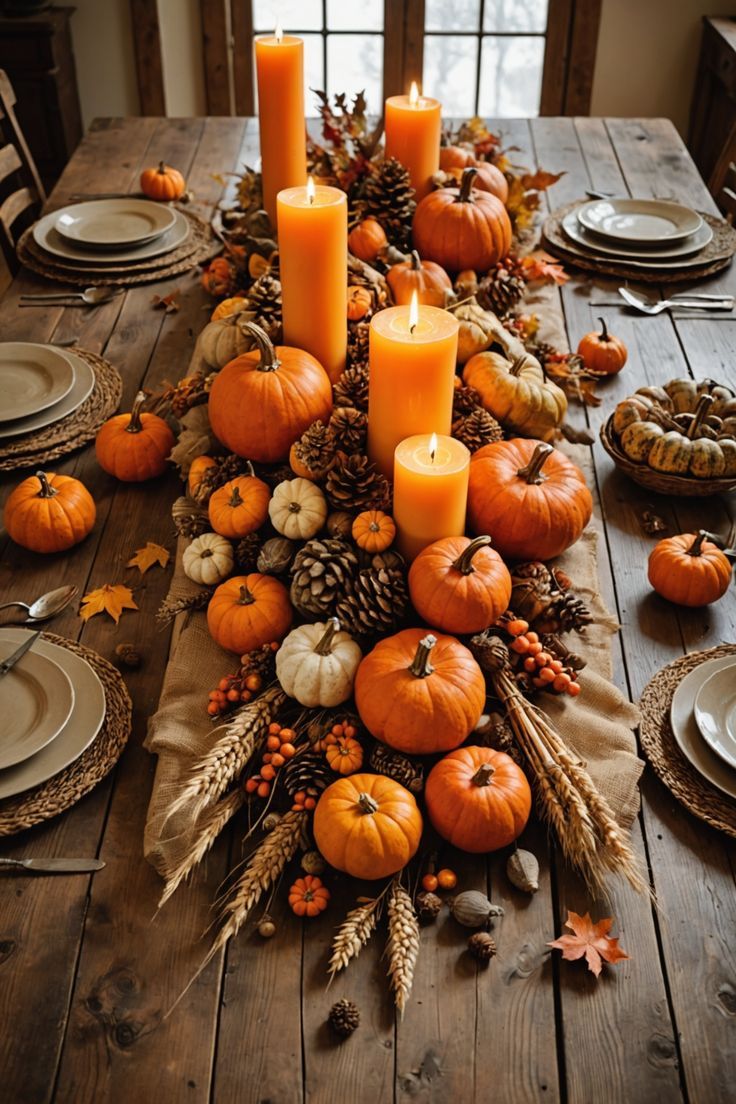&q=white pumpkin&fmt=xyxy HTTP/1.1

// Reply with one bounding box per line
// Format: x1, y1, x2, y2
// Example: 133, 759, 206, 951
276, 618, 362, 707
269, 477, 327, 539
182, 532, 234, 585
199, 310, 258, 368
